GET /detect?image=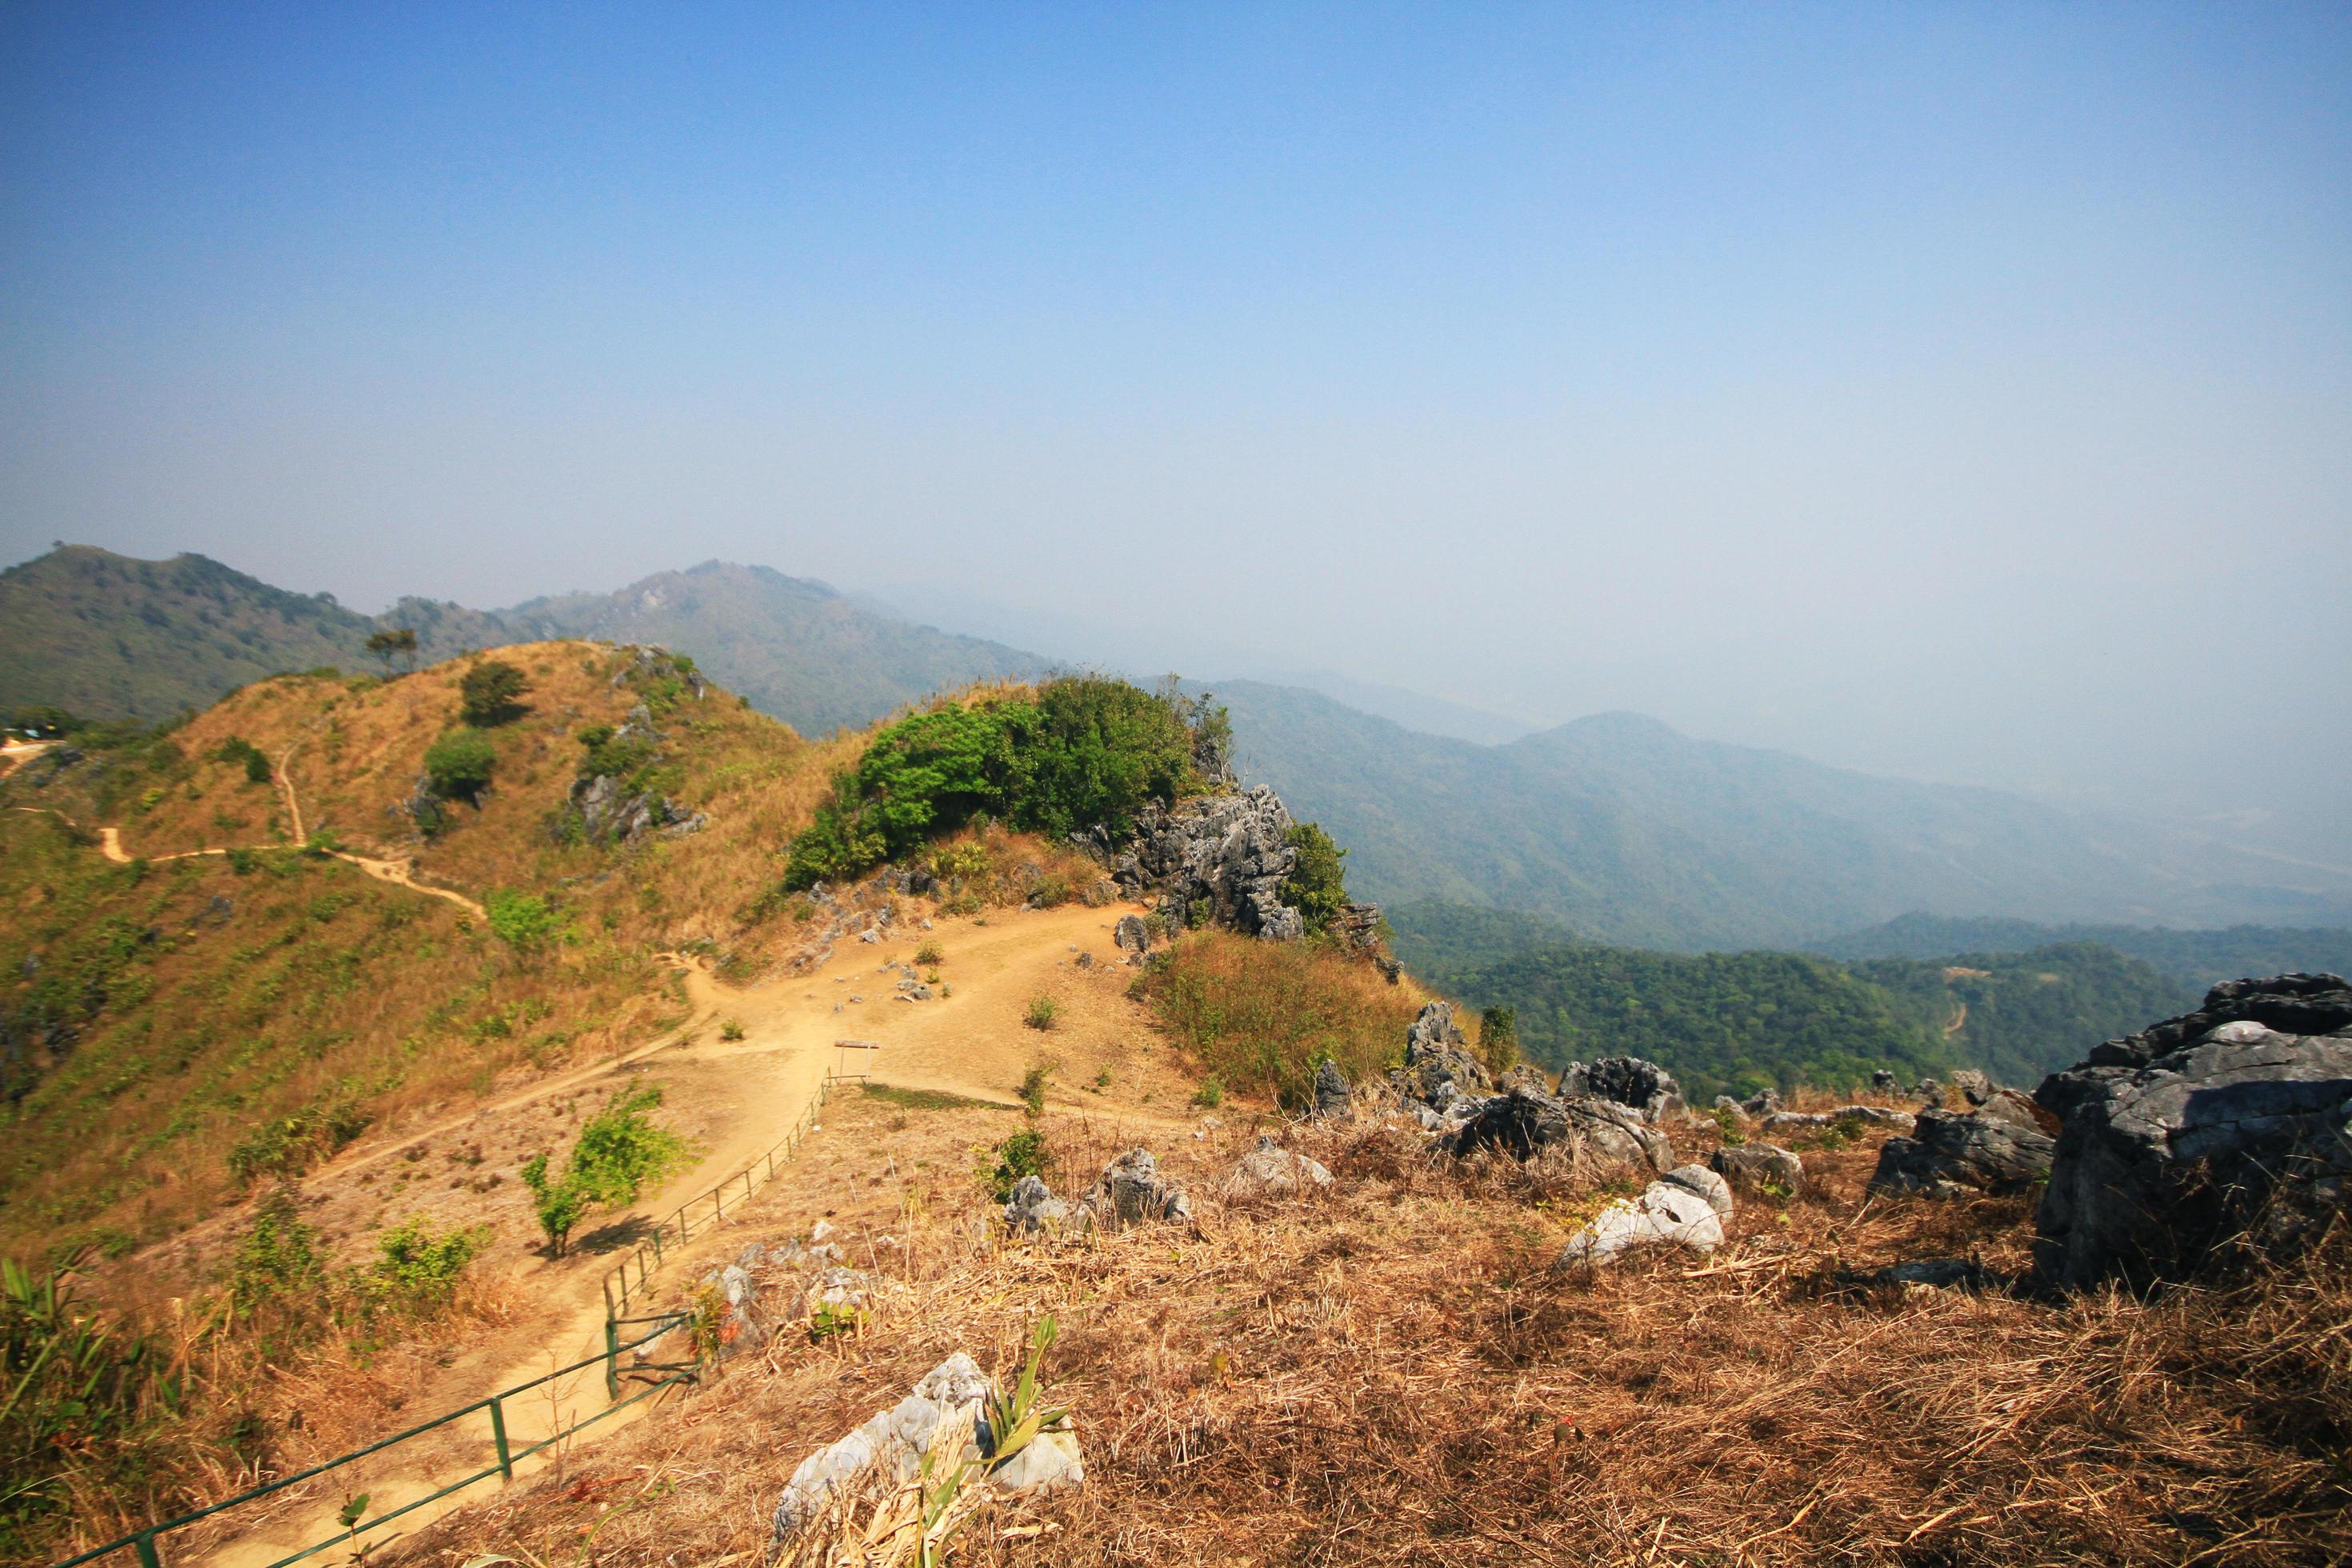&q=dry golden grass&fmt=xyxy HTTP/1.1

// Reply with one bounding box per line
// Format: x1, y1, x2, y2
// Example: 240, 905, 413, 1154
386, 1090, 2352, 1568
